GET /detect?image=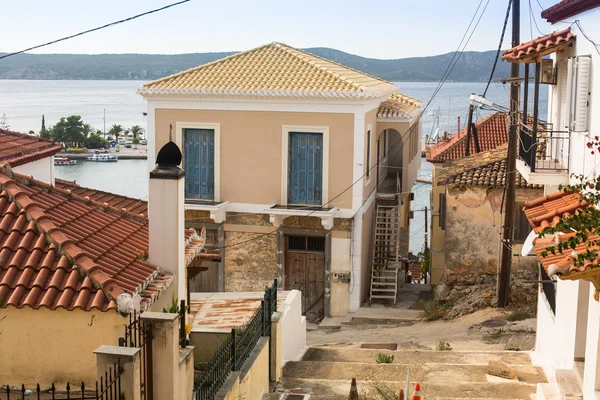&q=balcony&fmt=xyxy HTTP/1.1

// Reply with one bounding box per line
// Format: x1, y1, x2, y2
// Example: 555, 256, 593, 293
517, 124, 570, 186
